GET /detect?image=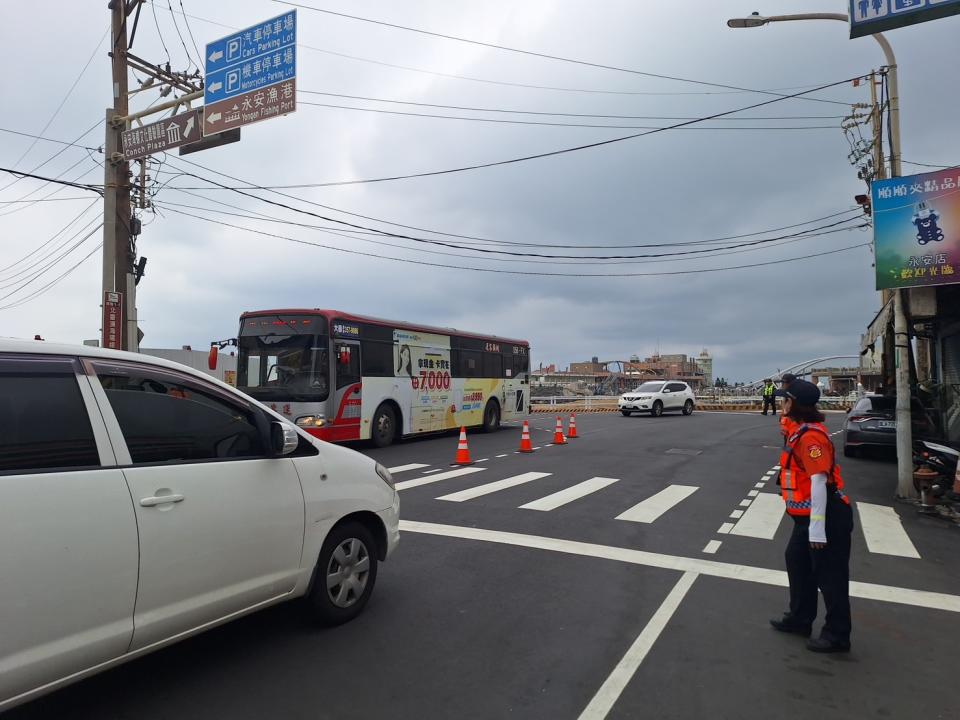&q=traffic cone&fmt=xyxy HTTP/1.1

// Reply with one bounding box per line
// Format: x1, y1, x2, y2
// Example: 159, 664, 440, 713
568, 414, 579, 439
454, 426, 473, 465
553, 416, 567, 445
519, 420, 534, 453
